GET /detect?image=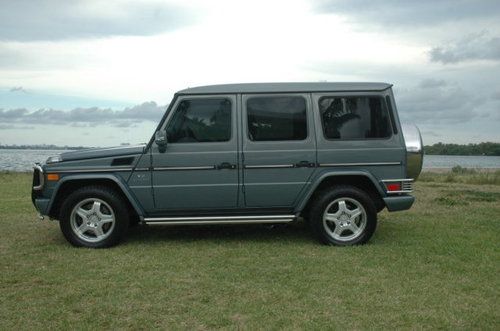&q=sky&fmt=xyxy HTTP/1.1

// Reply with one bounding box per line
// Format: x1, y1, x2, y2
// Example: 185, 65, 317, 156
1, 0, 499, 147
